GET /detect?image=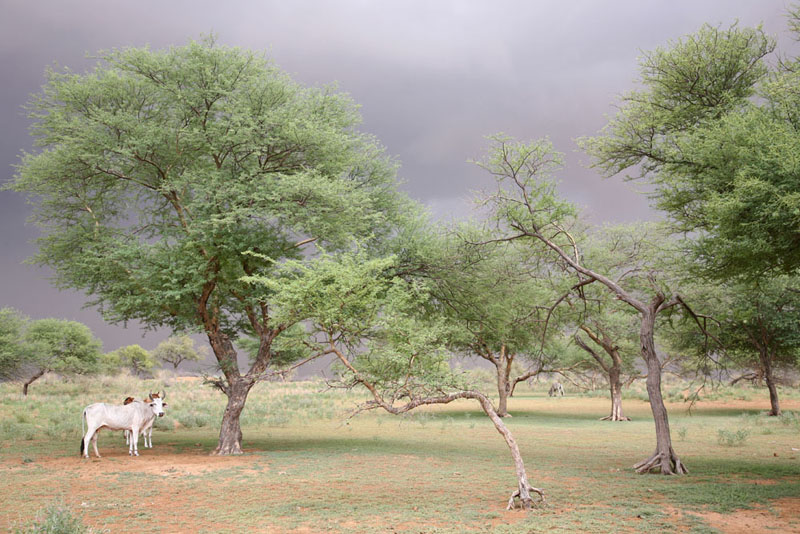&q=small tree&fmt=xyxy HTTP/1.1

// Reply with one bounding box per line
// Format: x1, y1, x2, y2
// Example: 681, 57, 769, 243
21, 319, 103, 395
424, 234, 575, 416
108, 344, 156, 377
153, 335, 207, 370
0, 308, 29, 381
247, 250, 546, 510
671, 276, 800, 416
